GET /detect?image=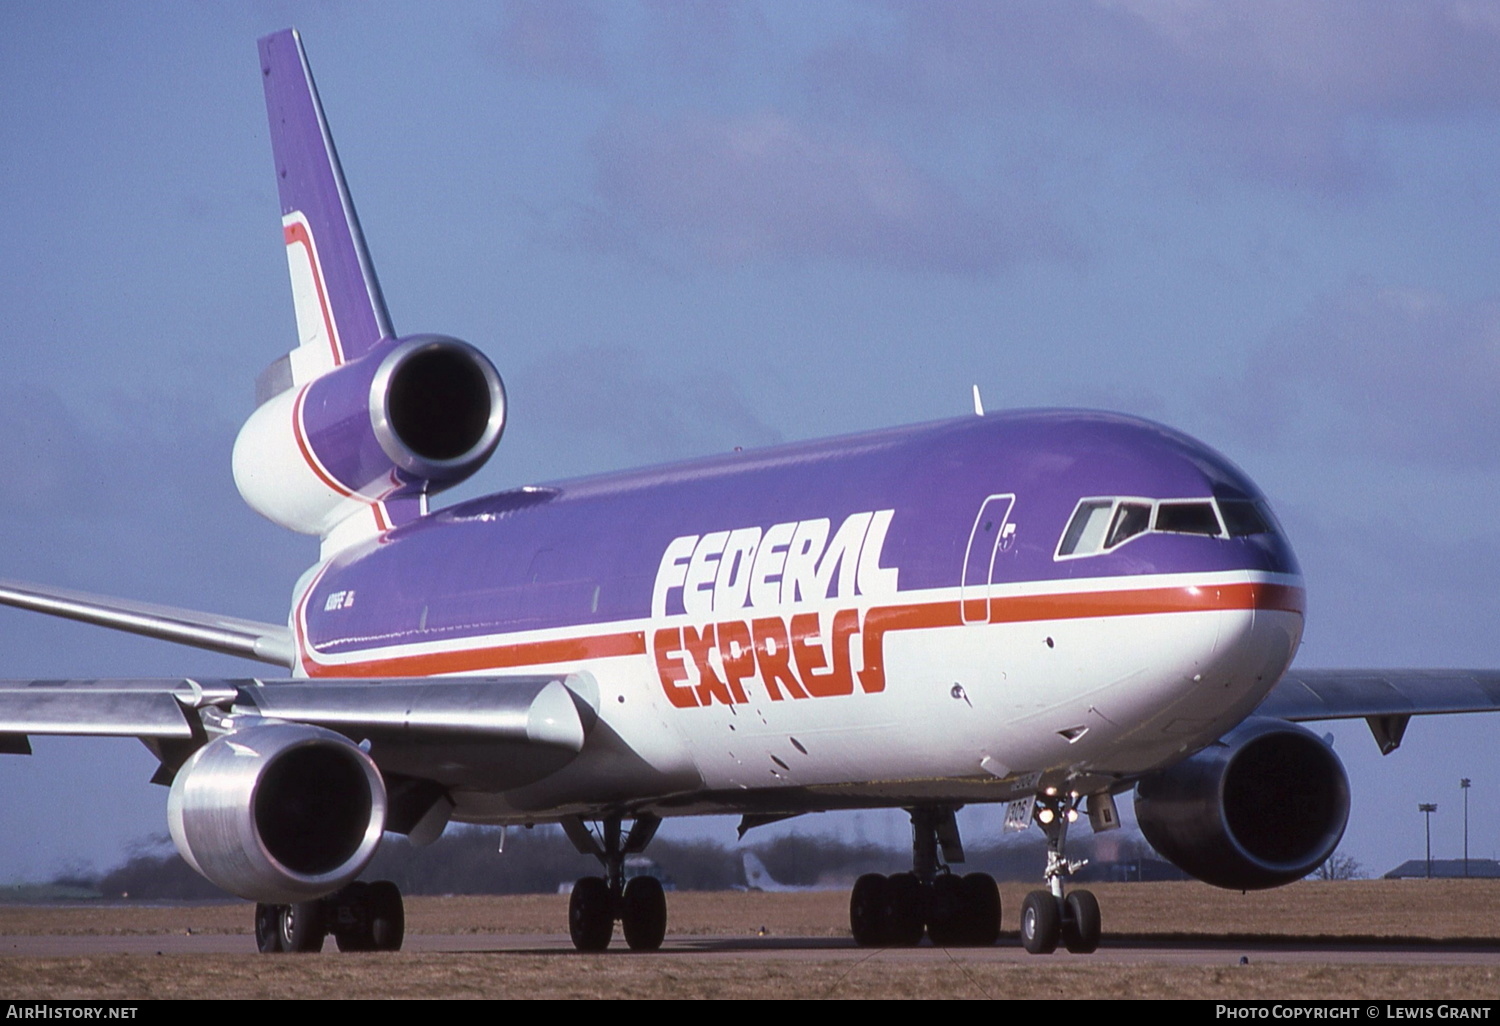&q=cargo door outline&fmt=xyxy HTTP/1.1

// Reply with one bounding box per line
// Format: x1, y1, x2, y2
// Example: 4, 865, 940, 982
961, 494, 1016, 624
